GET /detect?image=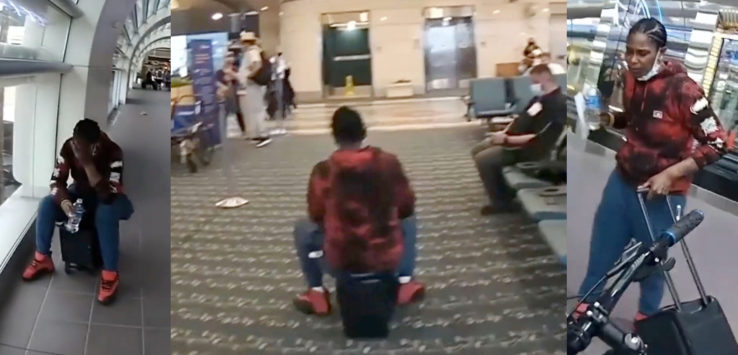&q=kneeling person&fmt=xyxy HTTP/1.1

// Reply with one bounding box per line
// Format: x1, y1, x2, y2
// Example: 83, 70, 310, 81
293, 106, 424, 316
22, 119, 134, 305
